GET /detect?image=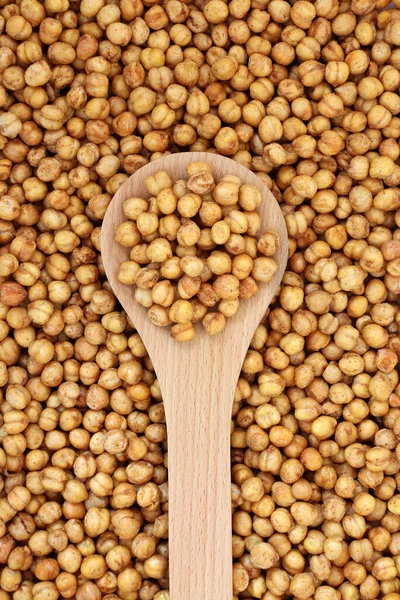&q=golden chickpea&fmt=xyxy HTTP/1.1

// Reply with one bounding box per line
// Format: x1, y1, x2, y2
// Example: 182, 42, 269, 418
214, 127, 239, 156
170, 321, 195, 341
201, 312, 225, 335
